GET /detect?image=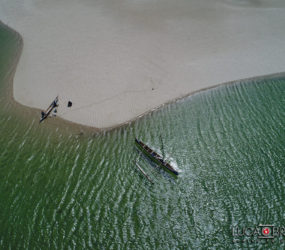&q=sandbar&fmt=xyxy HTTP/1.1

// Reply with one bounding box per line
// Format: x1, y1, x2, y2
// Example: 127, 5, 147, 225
1, 0, 285, 128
